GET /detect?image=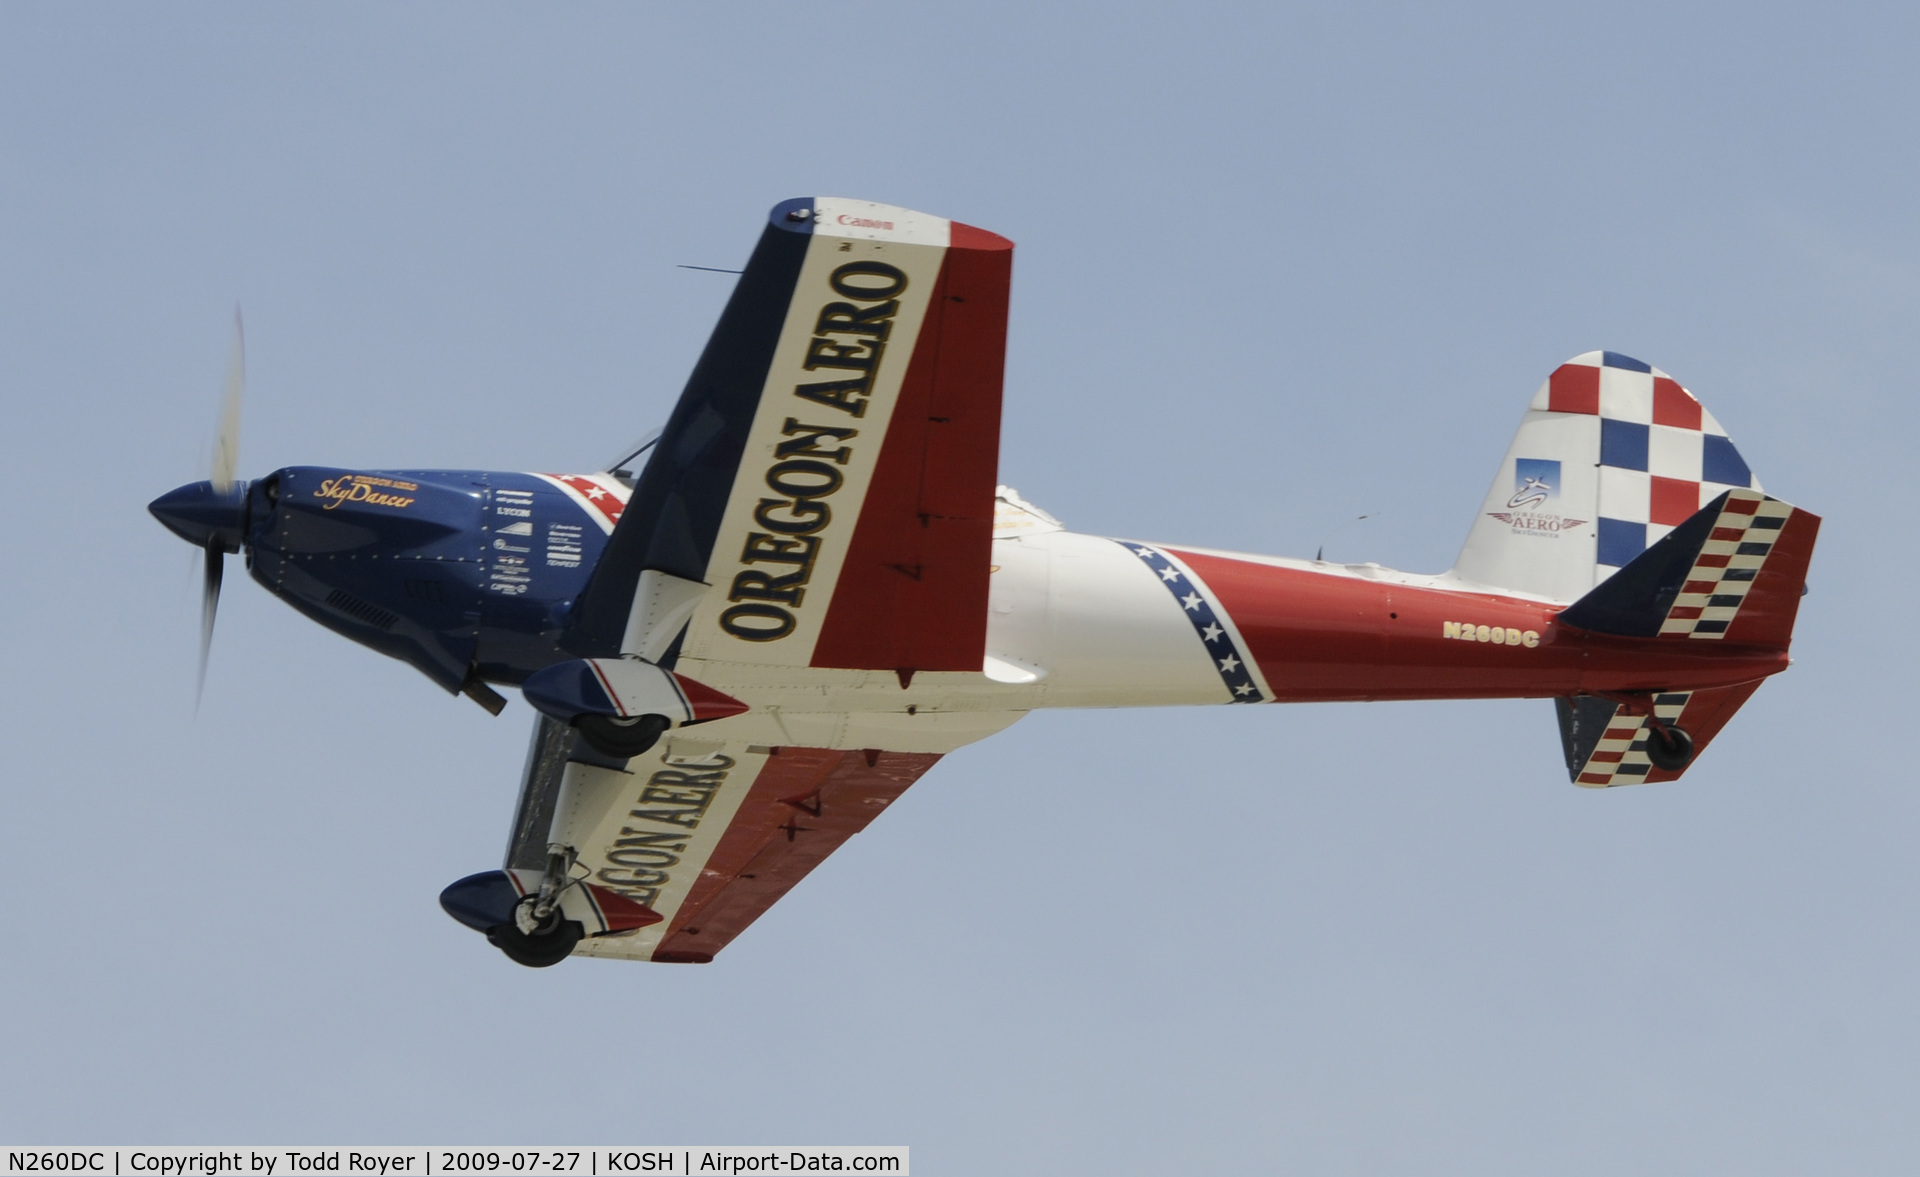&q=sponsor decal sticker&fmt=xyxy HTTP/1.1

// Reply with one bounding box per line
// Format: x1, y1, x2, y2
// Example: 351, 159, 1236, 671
716, 260, 910, 643
1486, 458, 1587, 537
313, 474, 417, 510
593, 755, 737, 909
